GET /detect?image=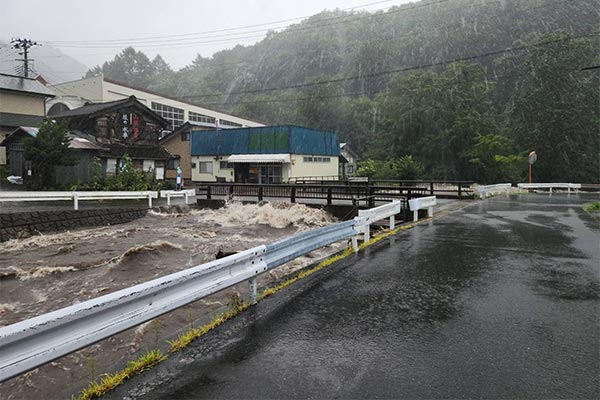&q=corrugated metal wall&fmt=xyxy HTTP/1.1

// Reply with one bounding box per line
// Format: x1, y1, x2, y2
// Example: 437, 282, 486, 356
191, 125, 340, 156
